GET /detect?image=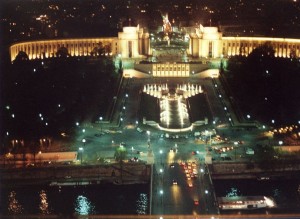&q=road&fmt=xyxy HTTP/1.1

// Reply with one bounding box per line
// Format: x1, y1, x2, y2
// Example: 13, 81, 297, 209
71, 74, 270, 216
